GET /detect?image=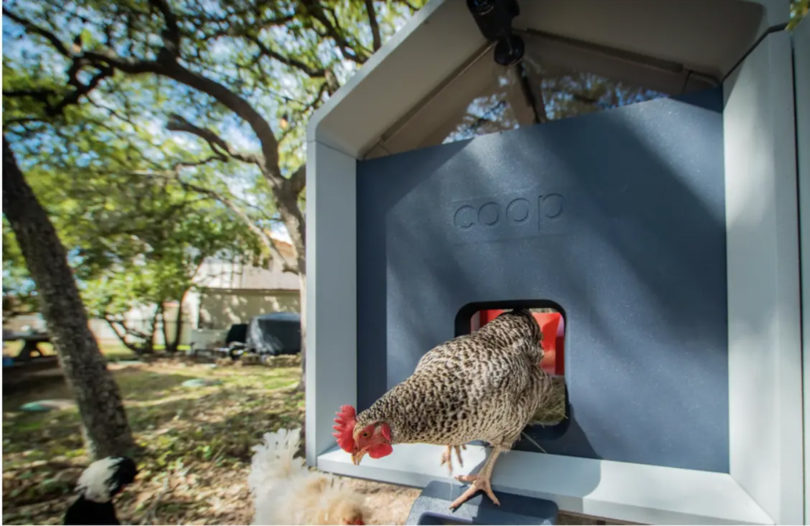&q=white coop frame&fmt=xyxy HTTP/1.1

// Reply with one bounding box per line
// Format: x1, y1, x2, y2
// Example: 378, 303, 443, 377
306, 1, 807, 523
